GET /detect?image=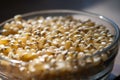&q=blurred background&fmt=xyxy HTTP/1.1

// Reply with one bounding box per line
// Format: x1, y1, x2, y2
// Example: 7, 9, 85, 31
0, 0, 104, 22
0, 0, 120, 76
0, 0, 119, 23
